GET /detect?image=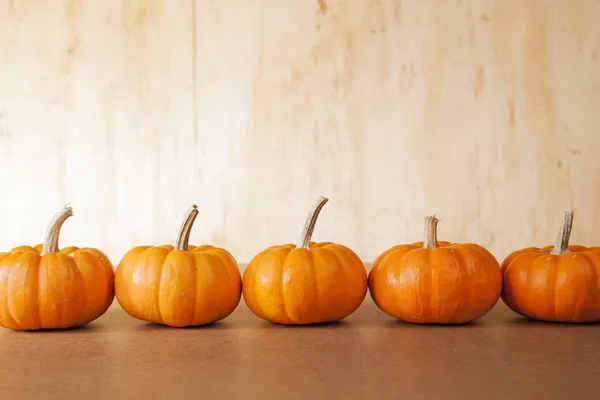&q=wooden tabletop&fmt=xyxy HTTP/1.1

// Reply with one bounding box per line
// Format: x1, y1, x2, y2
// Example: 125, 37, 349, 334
1, 297, 599, 399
